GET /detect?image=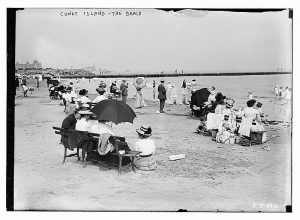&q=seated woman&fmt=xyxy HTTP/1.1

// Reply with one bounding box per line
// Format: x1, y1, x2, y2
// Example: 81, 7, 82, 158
243, 99, 261, 123
132, 126, 157, 171
239, 99, 266, 143
75, 110, 93, 132
90, 120, 114, 136
77, 89, 91, 106
93, 87, 107, 103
